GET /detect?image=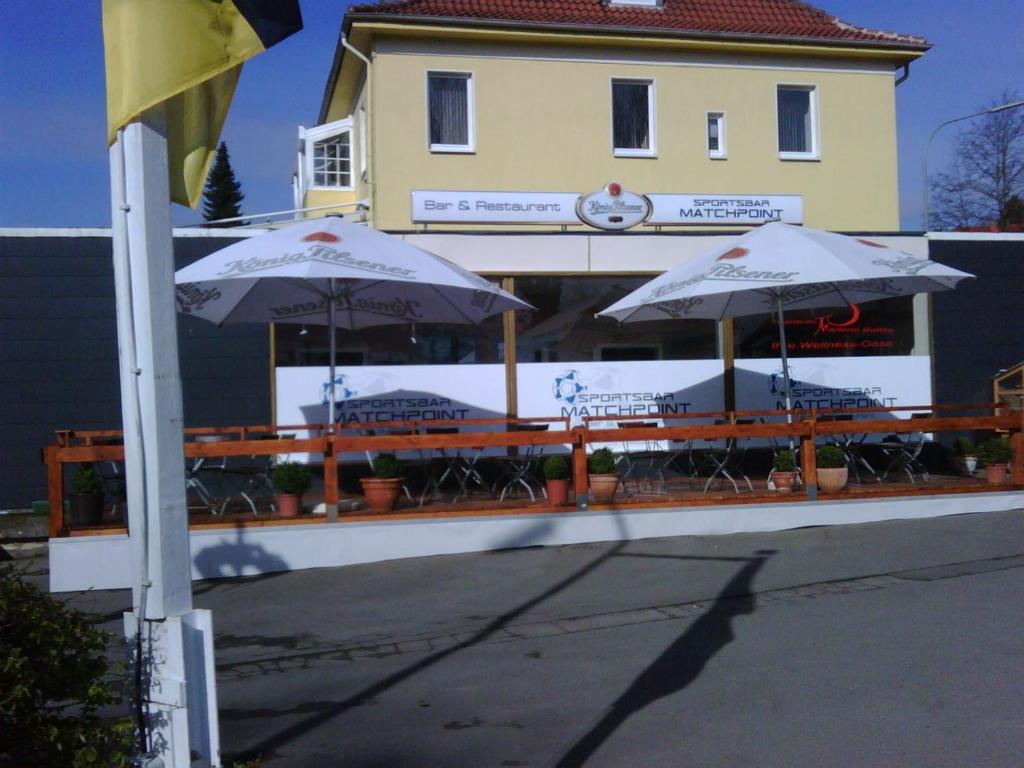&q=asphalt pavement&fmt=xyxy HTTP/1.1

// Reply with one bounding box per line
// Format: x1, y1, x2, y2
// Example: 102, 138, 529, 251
44, 508, 1024, 767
